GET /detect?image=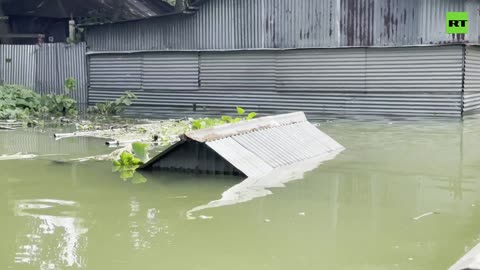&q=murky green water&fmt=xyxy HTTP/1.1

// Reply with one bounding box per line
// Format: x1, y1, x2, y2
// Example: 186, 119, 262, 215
2, 116, 480, 270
